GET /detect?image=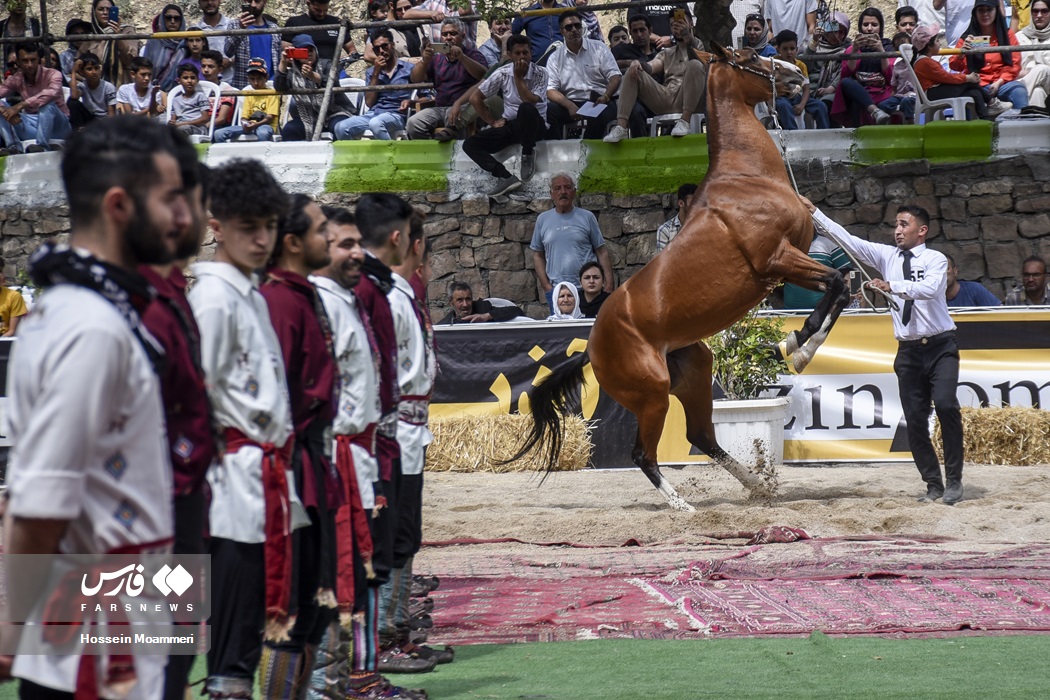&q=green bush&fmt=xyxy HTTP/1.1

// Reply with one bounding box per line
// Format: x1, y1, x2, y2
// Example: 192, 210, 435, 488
709, 308, 788, 401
